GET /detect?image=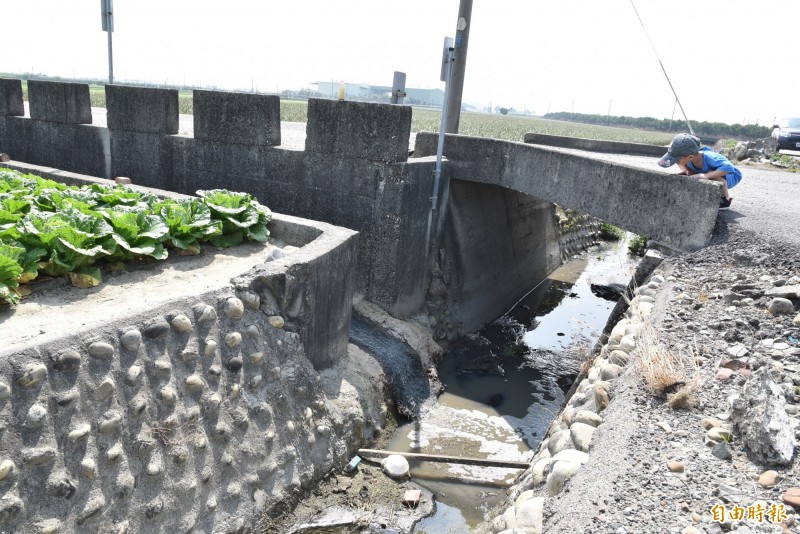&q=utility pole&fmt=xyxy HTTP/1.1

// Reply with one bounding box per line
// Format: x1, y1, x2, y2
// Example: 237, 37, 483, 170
101, 0, 114, 83
444, 0, 472, 134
